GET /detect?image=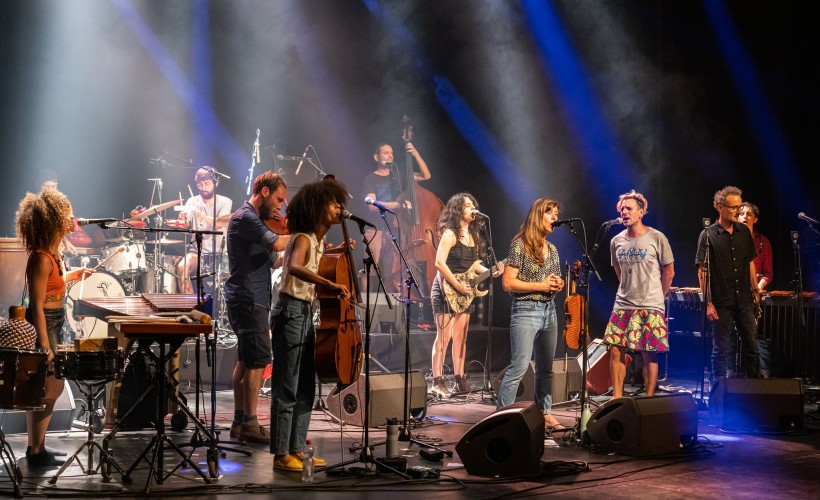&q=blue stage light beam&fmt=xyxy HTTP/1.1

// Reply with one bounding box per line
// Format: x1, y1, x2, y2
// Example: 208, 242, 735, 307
191, 0, 215, 166
363, 0, 536, 213
521, 0, 636, 201
703, 0, 804, 212
110, 0, 248, 176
